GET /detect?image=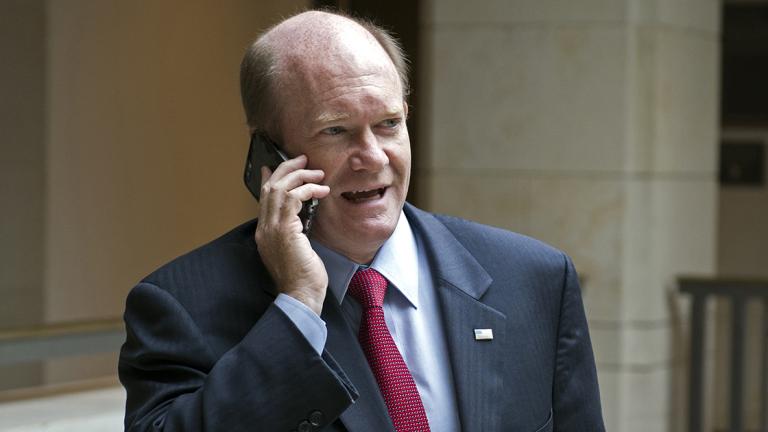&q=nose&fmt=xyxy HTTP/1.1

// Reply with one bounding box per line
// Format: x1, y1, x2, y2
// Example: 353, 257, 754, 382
349, 128, 388, 171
